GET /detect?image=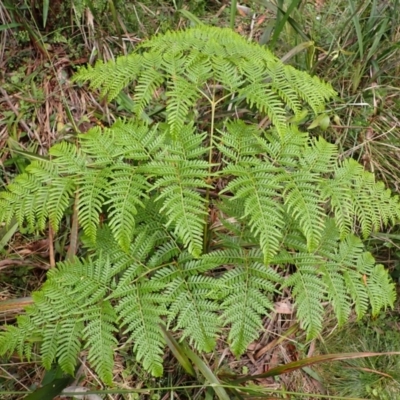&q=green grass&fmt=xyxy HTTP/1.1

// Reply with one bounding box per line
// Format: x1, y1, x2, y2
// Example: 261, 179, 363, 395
317, 314, 400, 399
